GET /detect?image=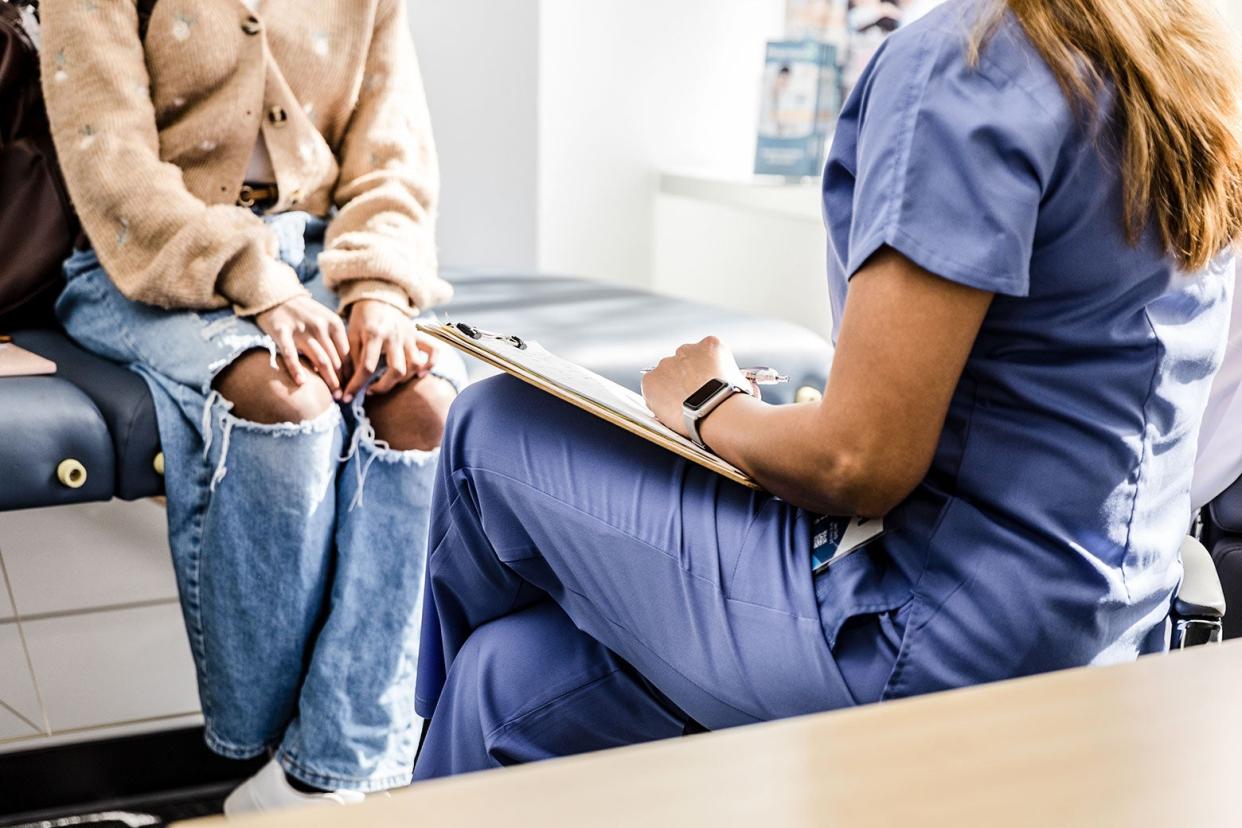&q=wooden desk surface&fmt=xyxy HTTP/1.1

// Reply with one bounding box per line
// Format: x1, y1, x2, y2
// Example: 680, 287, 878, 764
190, 641, 1242, 828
